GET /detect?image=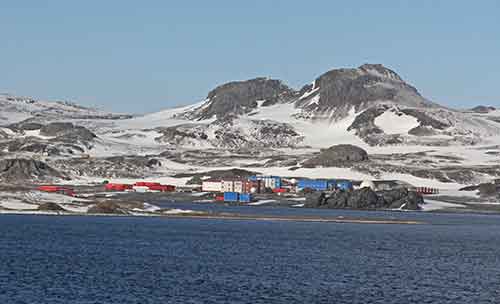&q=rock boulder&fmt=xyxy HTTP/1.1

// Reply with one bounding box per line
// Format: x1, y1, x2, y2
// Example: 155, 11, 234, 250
0, 158, 67, 182
303, 144, 368, 167
305, 187, 422, 210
